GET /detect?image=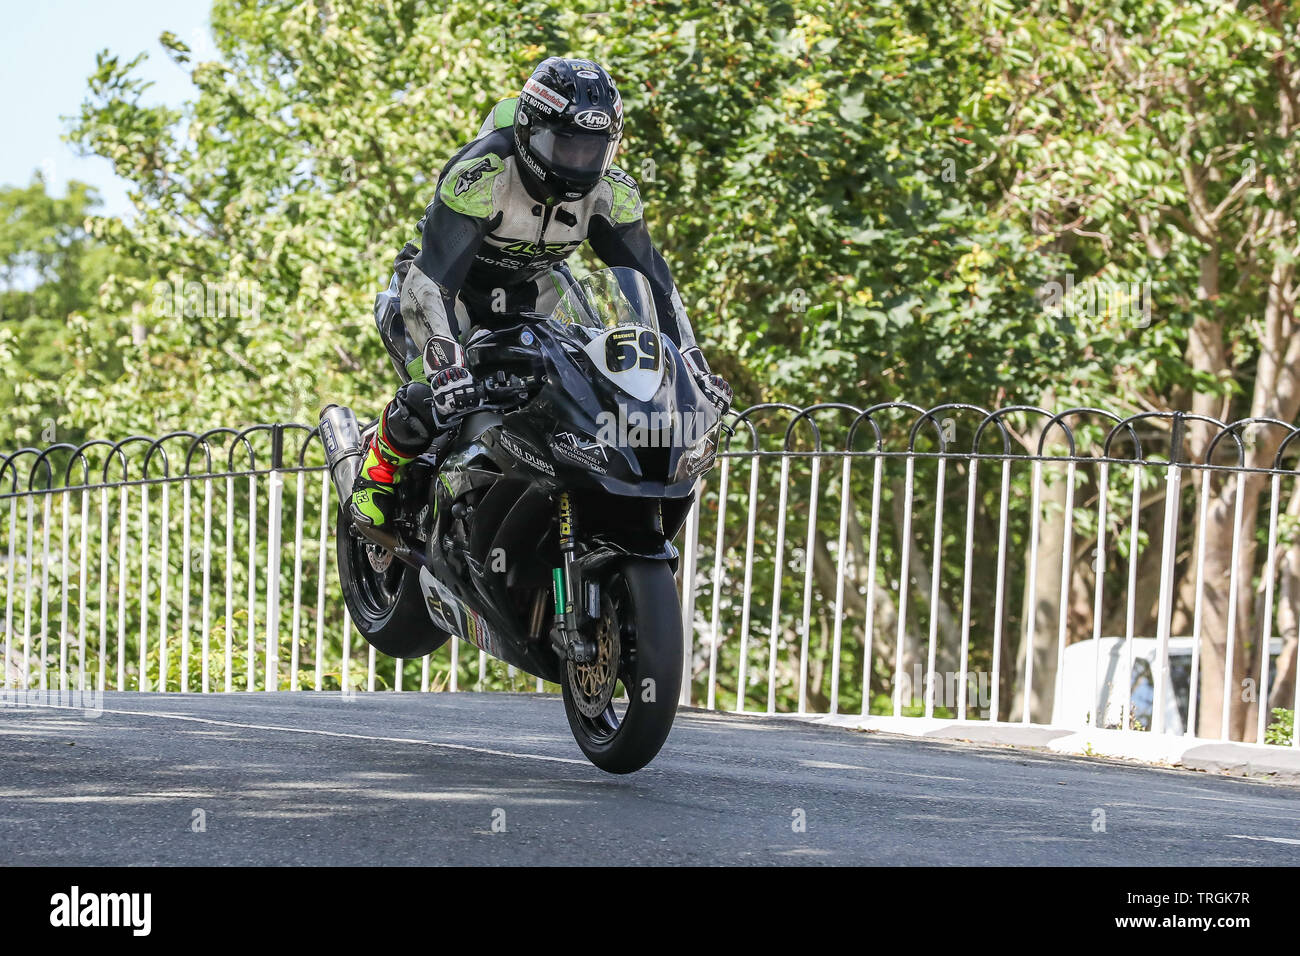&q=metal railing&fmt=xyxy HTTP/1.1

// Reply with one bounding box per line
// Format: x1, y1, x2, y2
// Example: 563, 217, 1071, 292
1, 404, 1297, 748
